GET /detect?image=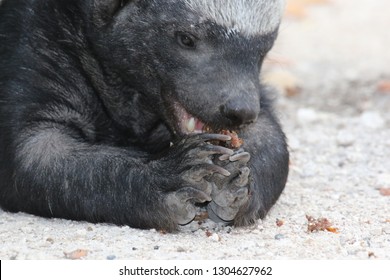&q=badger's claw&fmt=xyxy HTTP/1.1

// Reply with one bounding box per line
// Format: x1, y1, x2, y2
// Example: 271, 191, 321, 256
207, 149, 251, 223
166, 187, 212, 225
